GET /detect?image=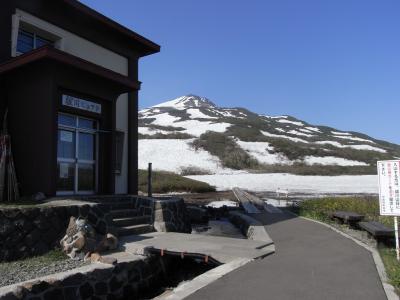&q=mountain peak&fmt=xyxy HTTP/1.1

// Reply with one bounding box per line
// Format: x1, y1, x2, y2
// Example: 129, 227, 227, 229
152, 94, 216, 110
